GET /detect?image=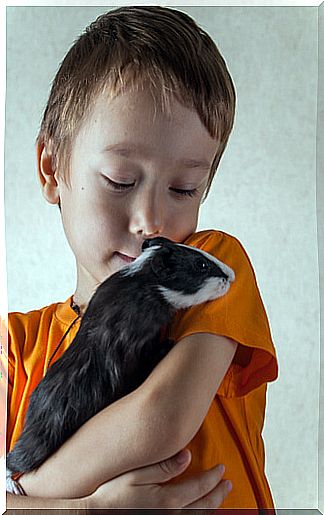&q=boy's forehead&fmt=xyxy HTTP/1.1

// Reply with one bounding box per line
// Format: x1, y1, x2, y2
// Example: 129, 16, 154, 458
75, 88, 219, 164
89, 86, 187, 123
